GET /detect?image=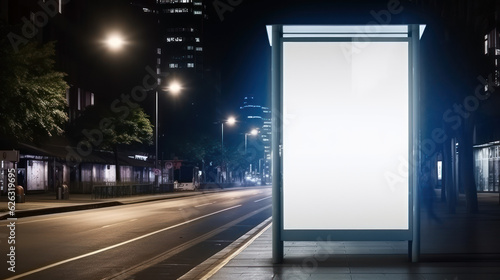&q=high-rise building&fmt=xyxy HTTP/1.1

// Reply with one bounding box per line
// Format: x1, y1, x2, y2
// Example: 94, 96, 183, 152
133, 0, 207, 76
239, 95, 272, 182
131, 0, 220, 157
